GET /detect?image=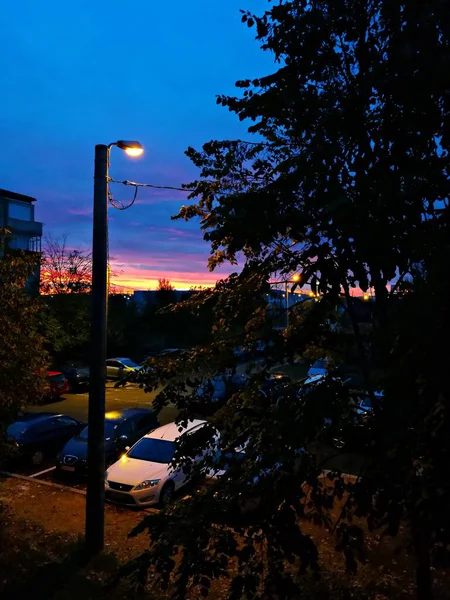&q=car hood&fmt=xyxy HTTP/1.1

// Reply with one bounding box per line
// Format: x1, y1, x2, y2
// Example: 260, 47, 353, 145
107, 456, 169, 486
61, 435, 114, 460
